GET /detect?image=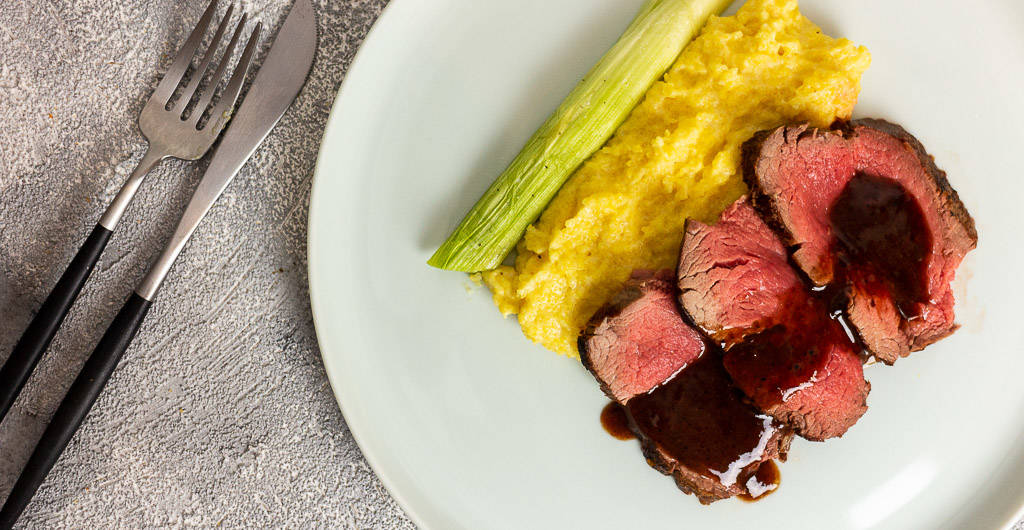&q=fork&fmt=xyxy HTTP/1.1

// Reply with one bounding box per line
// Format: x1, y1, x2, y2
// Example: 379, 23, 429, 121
0, 0, 252, 423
